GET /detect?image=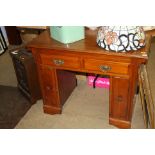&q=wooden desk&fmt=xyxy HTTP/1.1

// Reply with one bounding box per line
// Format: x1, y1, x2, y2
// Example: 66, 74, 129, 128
27, 30, 151, 128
